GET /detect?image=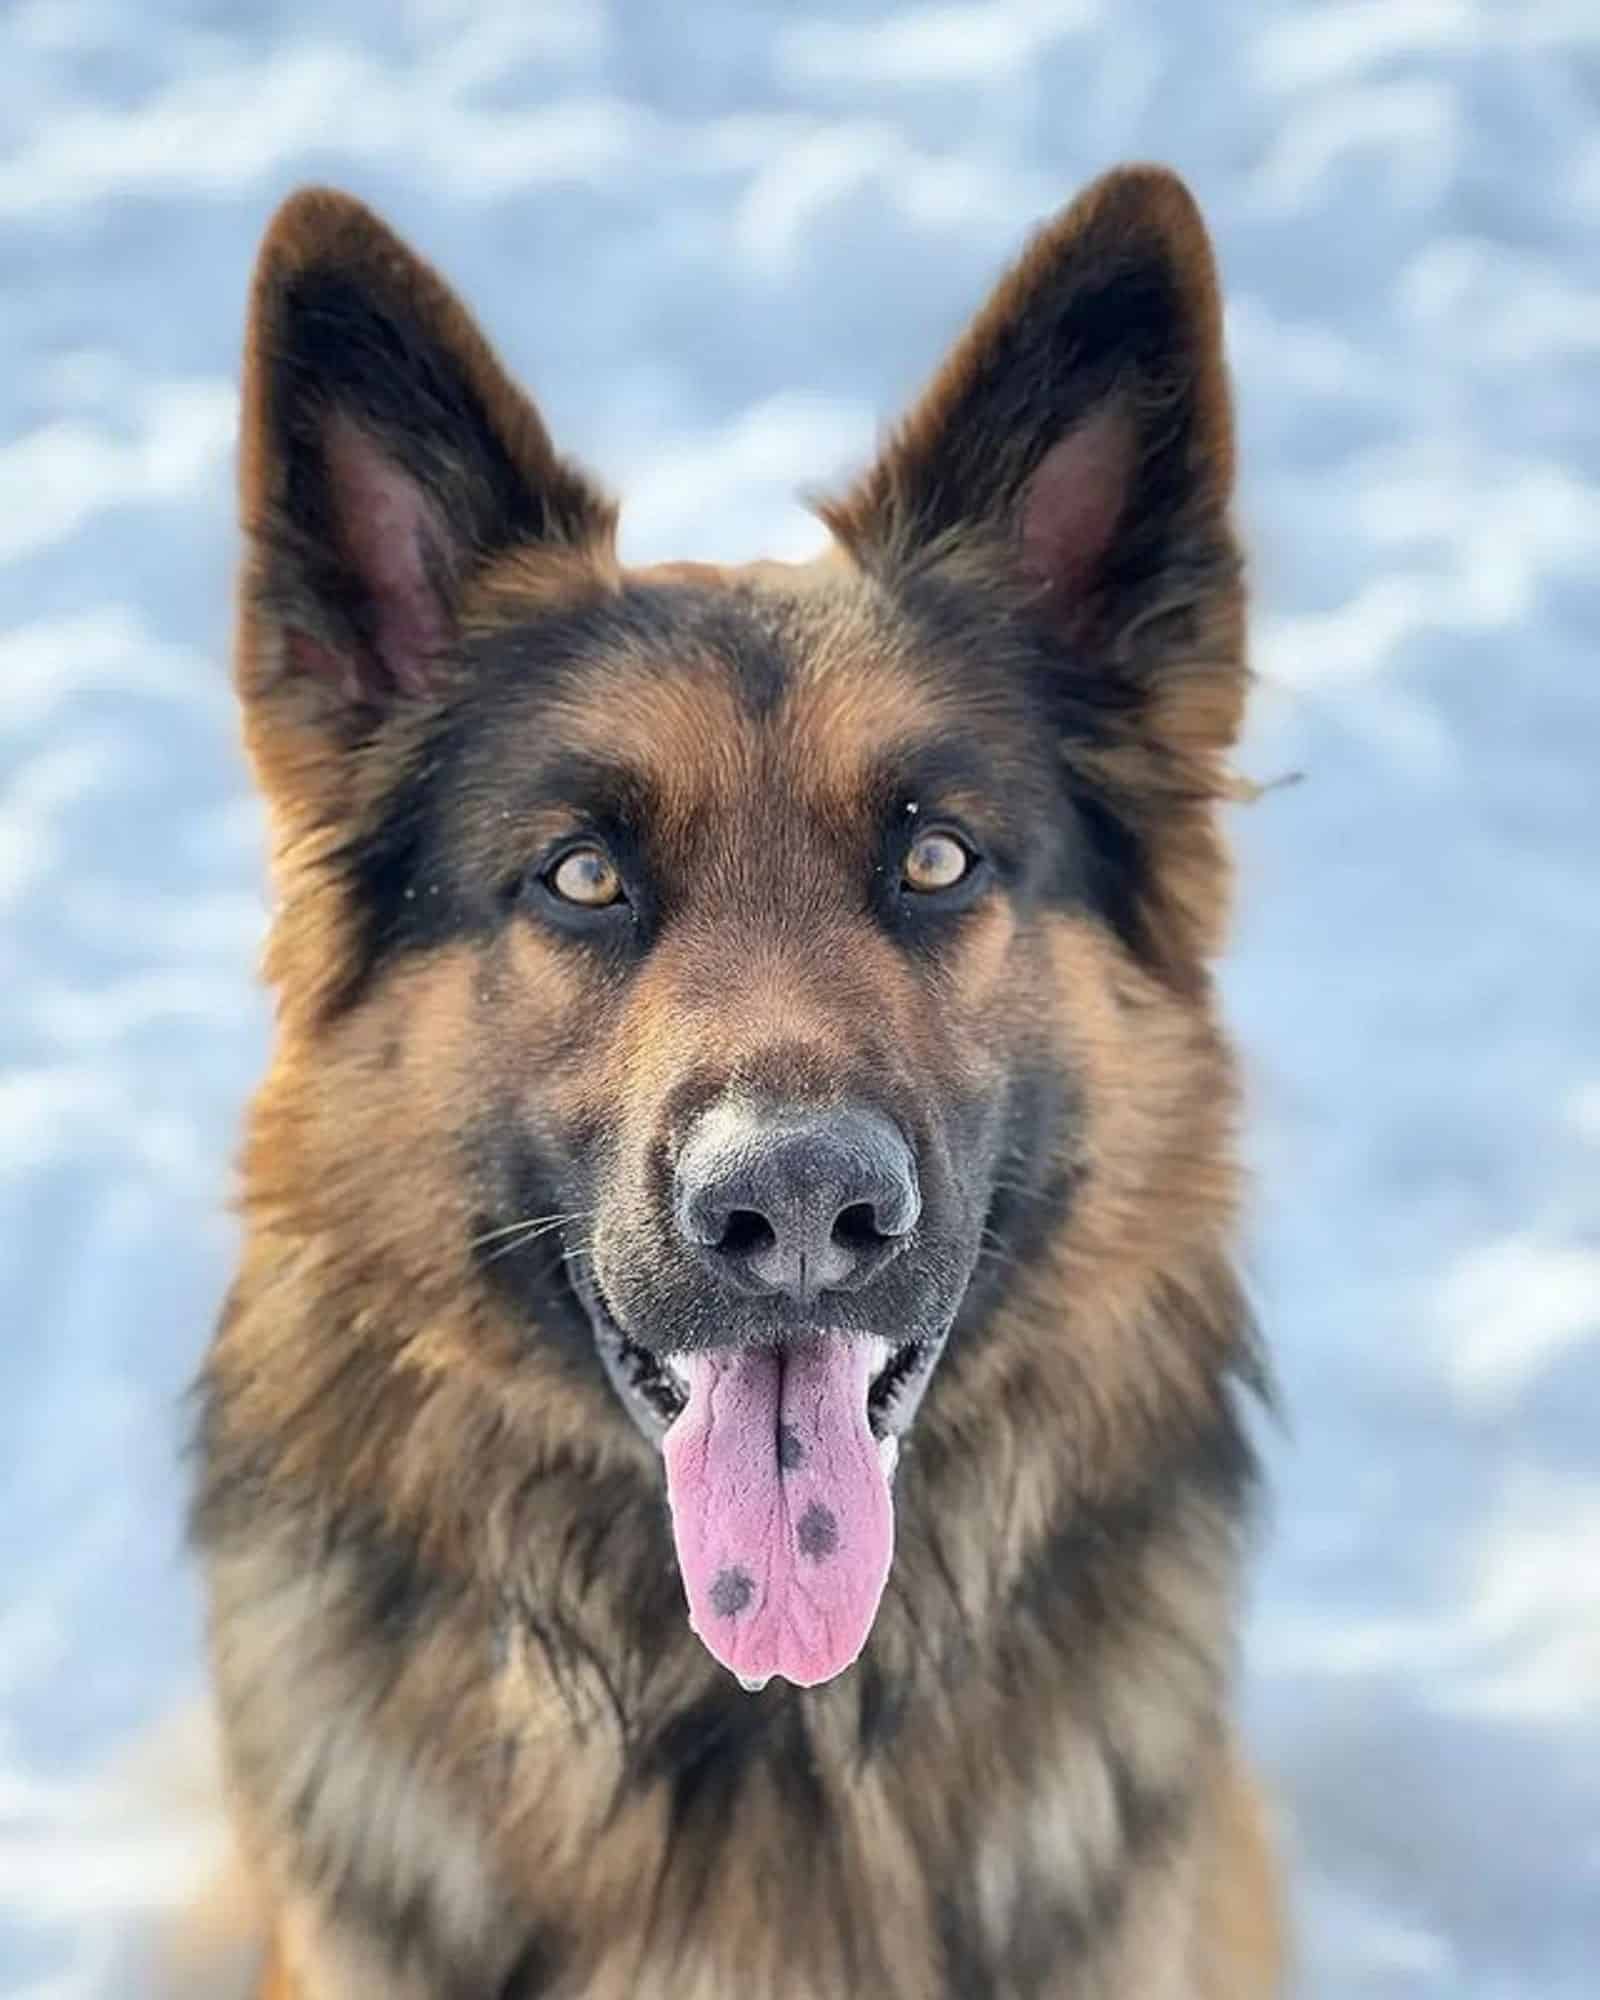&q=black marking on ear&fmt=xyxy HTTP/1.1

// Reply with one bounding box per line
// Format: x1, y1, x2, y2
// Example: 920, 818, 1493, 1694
274, 269, 548, 560
796, 1502, 838, 1561
778, 1423, 804, 1470
710, 1567, 755, 1617
856, 249, 1202, 615
251, 246, 612, 717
